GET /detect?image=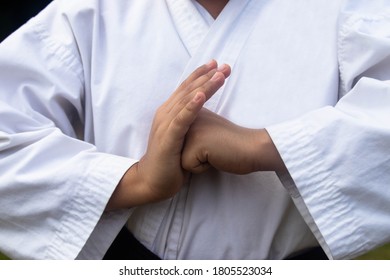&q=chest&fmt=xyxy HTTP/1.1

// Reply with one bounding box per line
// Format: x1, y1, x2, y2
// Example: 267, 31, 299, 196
85, 0, 342, 155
